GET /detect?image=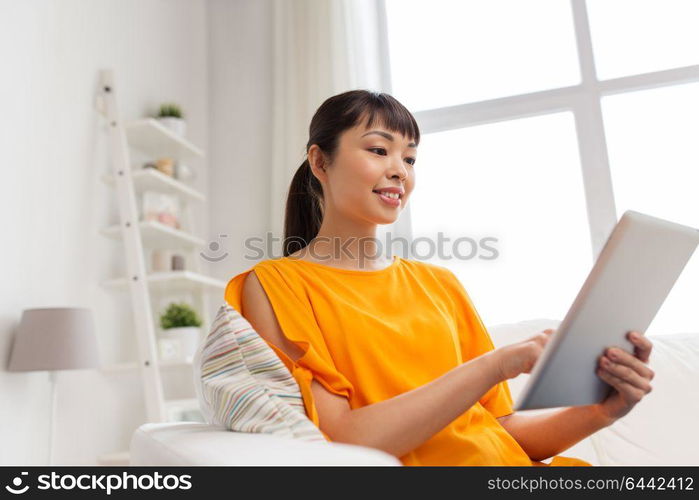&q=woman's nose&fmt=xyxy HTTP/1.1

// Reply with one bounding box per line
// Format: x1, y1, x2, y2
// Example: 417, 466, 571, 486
389, 157, 408, 179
